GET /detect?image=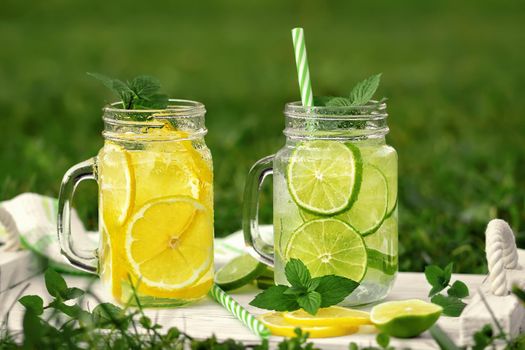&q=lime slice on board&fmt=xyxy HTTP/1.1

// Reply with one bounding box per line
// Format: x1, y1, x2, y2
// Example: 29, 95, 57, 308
215, 254, 266, 291
283, 306, 371, 327
335, 164, 388, 235
287, 141, 362, 215
259, 312, 357, 338
285, 218, 367, 282
371, 299, 442, 338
